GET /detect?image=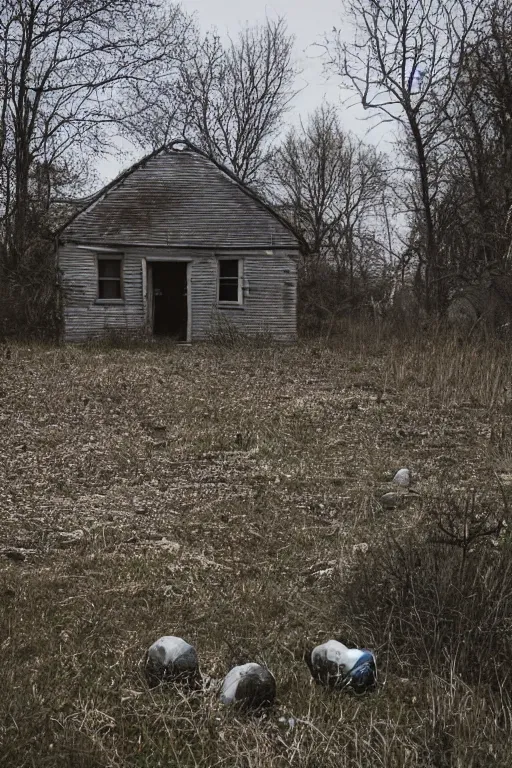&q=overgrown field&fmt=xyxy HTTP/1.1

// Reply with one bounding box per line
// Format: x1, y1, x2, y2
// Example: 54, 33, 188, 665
2, 329, 512, 767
